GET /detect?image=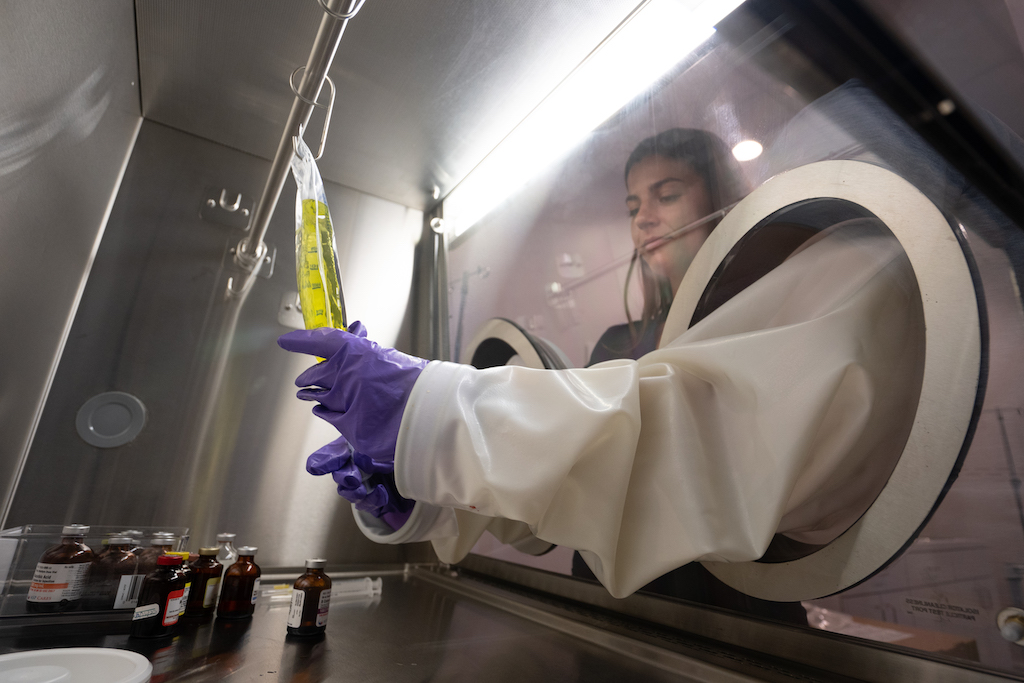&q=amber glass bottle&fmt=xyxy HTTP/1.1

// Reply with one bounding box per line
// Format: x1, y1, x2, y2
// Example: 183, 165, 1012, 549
184, 547, 223, 618
216, 546, 260, 619
287, 559, 331, 637
137, 535, 176, 577
165, 551, 194, 618
130, 554, 186, 638
84, 536, 138, 610
26, 525, 94, 613
119, 530, 145, 555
